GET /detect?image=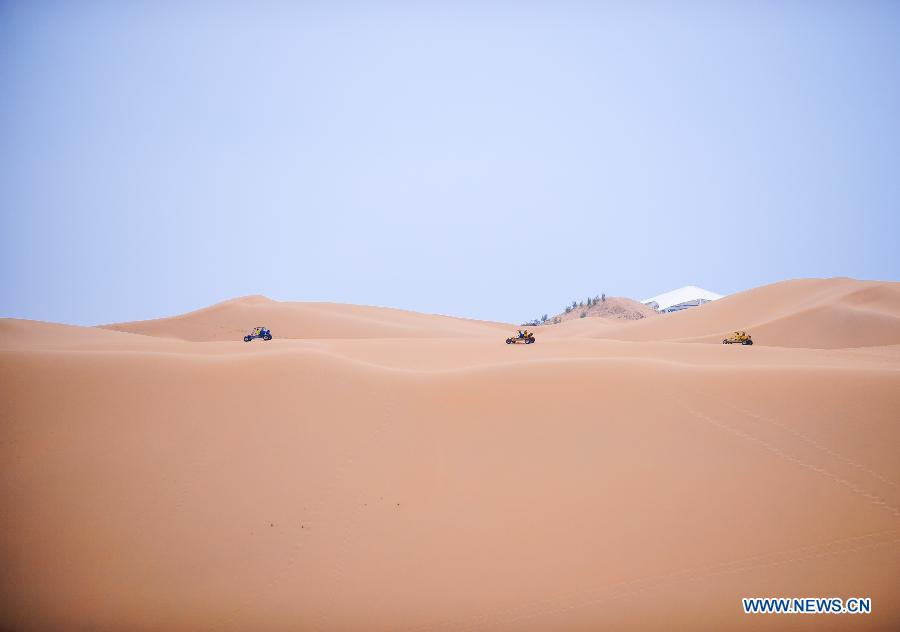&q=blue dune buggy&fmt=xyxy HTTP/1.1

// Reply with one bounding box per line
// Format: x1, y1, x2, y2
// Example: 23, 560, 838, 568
243, 326, 273, 342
